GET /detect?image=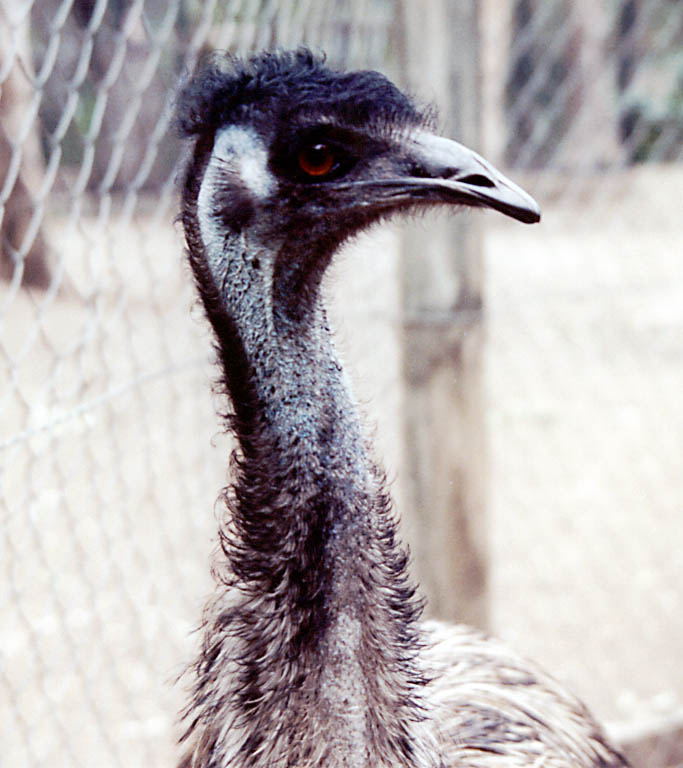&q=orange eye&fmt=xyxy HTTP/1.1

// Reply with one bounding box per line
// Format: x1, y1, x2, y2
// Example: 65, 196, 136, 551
298, 143, 336, 177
